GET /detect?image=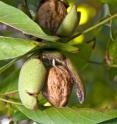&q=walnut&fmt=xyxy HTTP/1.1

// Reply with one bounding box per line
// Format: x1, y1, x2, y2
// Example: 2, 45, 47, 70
36, 0, 67, 34
43, 65, 73, 107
